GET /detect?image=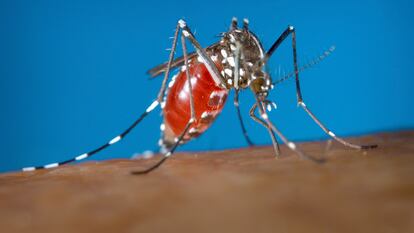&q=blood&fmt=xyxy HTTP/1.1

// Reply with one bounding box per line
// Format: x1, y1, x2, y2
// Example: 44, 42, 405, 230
163, 59, 228, 141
